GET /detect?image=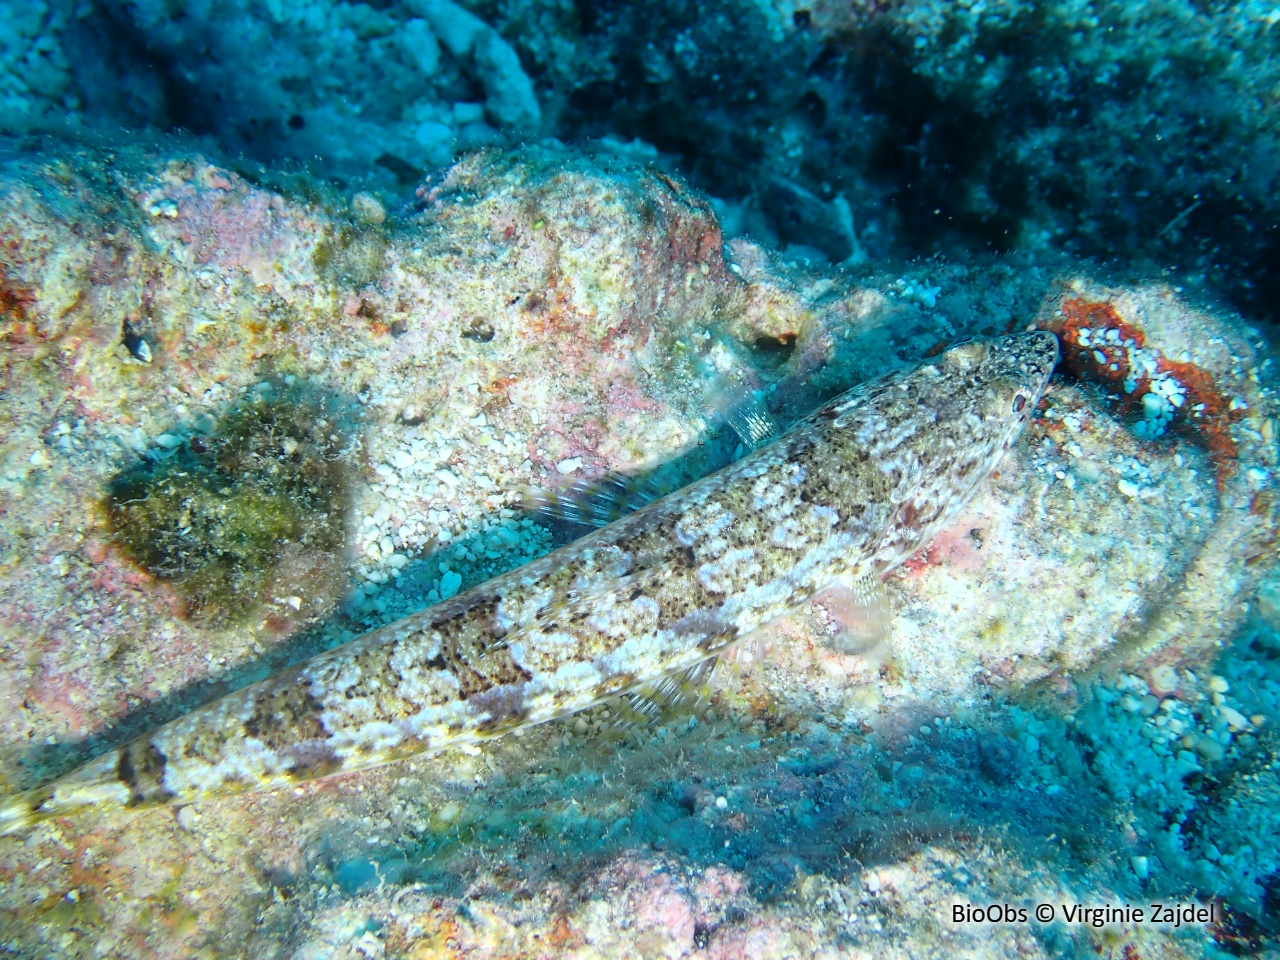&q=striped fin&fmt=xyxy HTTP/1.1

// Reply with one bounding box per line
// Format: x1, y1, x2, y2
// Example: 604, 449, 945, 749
0, 792, 37, 837
524, 383, 779, 531
722, 387, 781, 453
711, 622, 774, 690
608, 656, 720, 729
522, 471, 672, 529
808, 573, 893, 655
